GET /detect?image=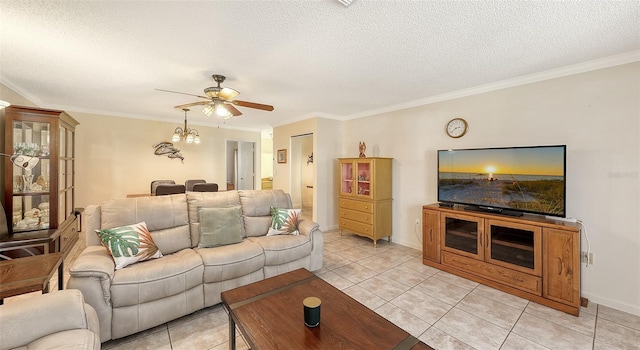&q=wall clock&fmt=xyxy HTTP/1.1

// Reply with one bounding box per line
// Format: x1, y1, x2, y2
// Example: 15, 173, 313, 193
446, 118, 468, 138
